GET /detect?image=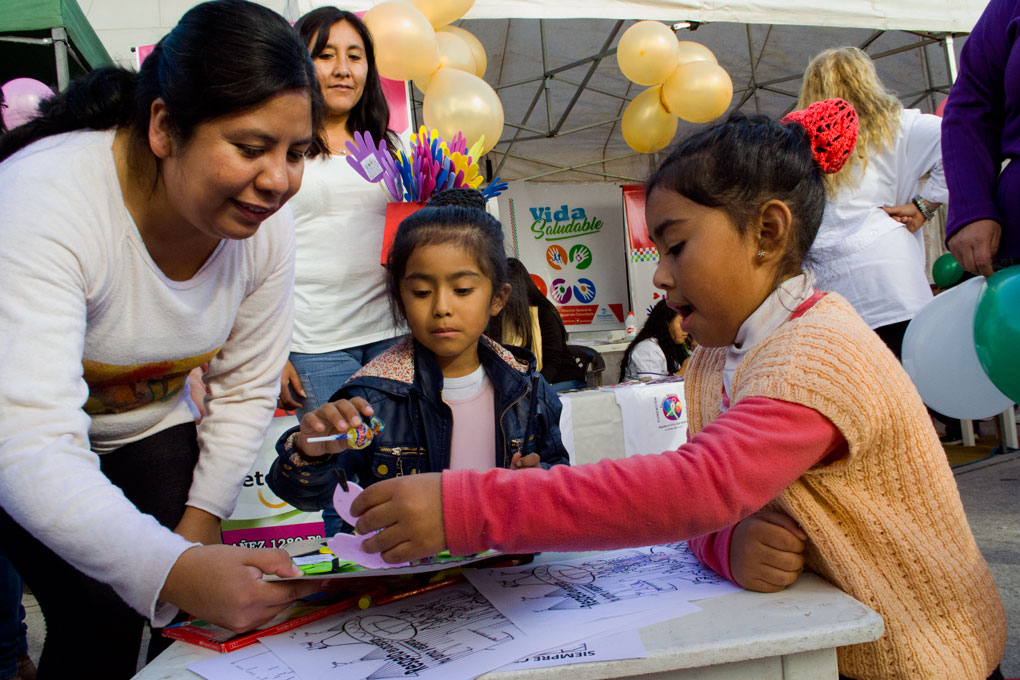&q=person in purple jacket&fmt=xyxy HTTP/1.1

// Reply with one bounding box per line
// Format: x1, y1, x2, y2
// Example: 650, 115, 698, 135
941, 0, 1020, 277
